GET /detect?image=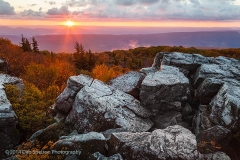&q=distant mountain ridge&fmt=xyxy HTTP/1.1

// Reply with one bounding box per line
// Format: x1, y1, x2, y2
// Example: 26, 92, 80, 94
1, 31, 240, 52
